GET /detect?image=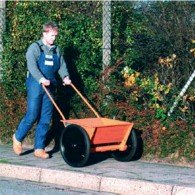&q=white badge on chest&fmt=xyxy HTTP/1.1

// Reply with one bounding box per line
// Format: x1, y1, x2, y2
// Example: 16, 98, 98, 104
45, 55, 54, 66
